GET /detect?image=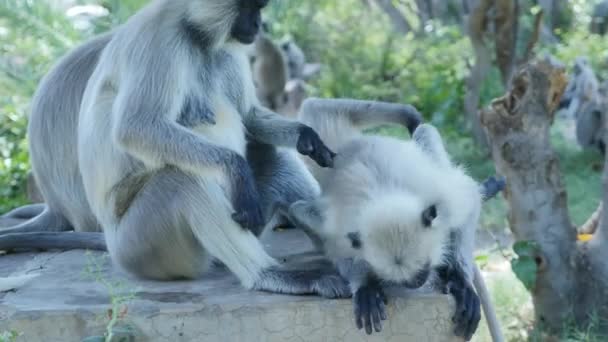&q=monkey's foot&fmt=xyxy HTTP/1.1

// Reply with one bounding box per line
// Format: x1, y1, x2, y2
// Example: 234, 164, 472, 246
311, 274, 351, 299
253, 268, 350, 299
354, 281, 387, 335
448, 281, 481, 341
